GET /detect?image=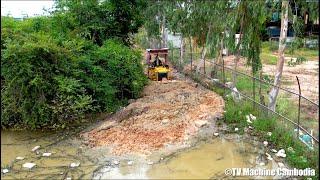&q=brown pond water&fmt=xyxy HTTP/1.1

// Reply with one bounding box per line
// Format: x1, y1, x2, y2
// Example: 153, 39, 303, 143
94, 138, 276, 179
1, 129, 98, 179
147, 138, 260, 179
2, 130, 276, 179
